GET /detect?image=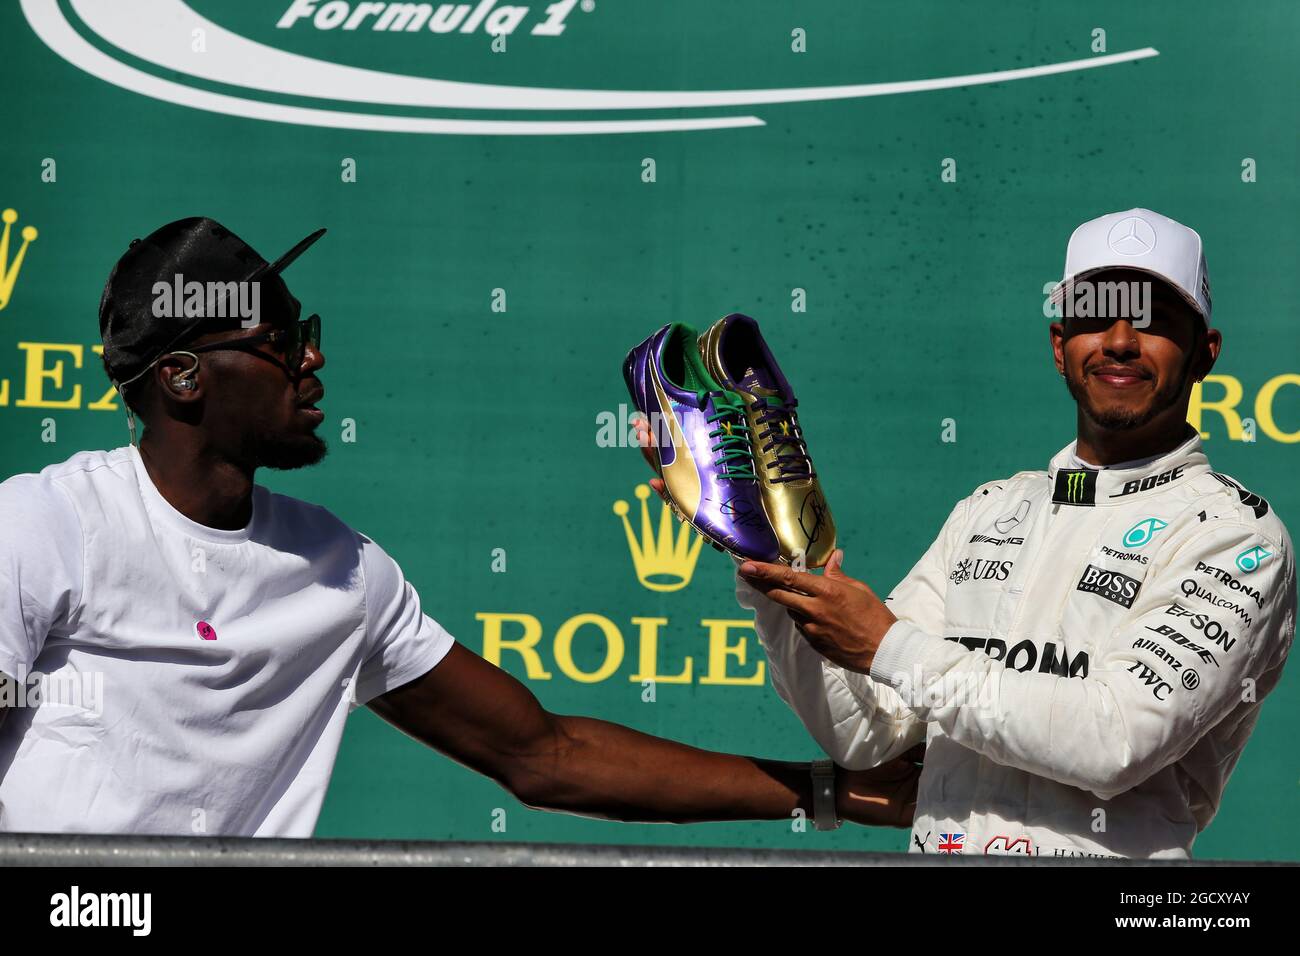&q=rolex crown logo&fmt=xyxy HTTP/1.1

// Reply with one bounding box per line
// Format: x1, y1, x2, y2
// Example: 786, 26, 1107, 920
0, 208, 38, 312
613, 484, 704, 592
1067, 470, 1086, 502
